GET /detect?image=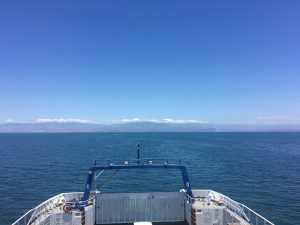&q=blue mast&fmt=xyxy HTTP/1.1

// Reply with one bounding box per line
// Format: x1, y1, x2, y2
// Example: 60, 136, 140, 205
137, 144, 140, 164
